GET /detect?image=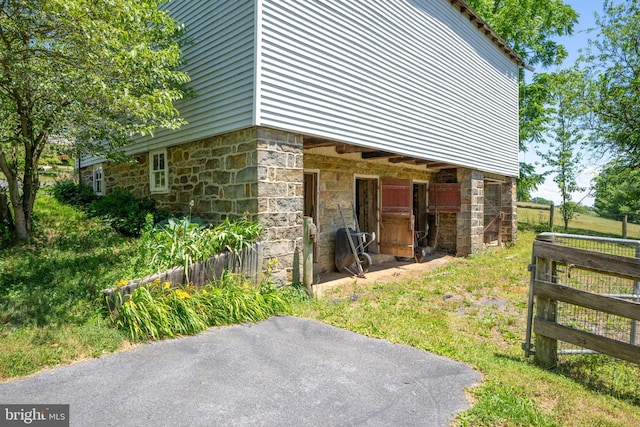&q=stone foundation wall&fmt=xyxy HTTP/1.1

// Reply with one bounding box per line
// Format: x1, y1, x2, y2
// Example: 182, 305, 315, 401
256, 129, 304, 284
457, 169, 485, 256
436, 213, 457, 252
80, 127, 303, 285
